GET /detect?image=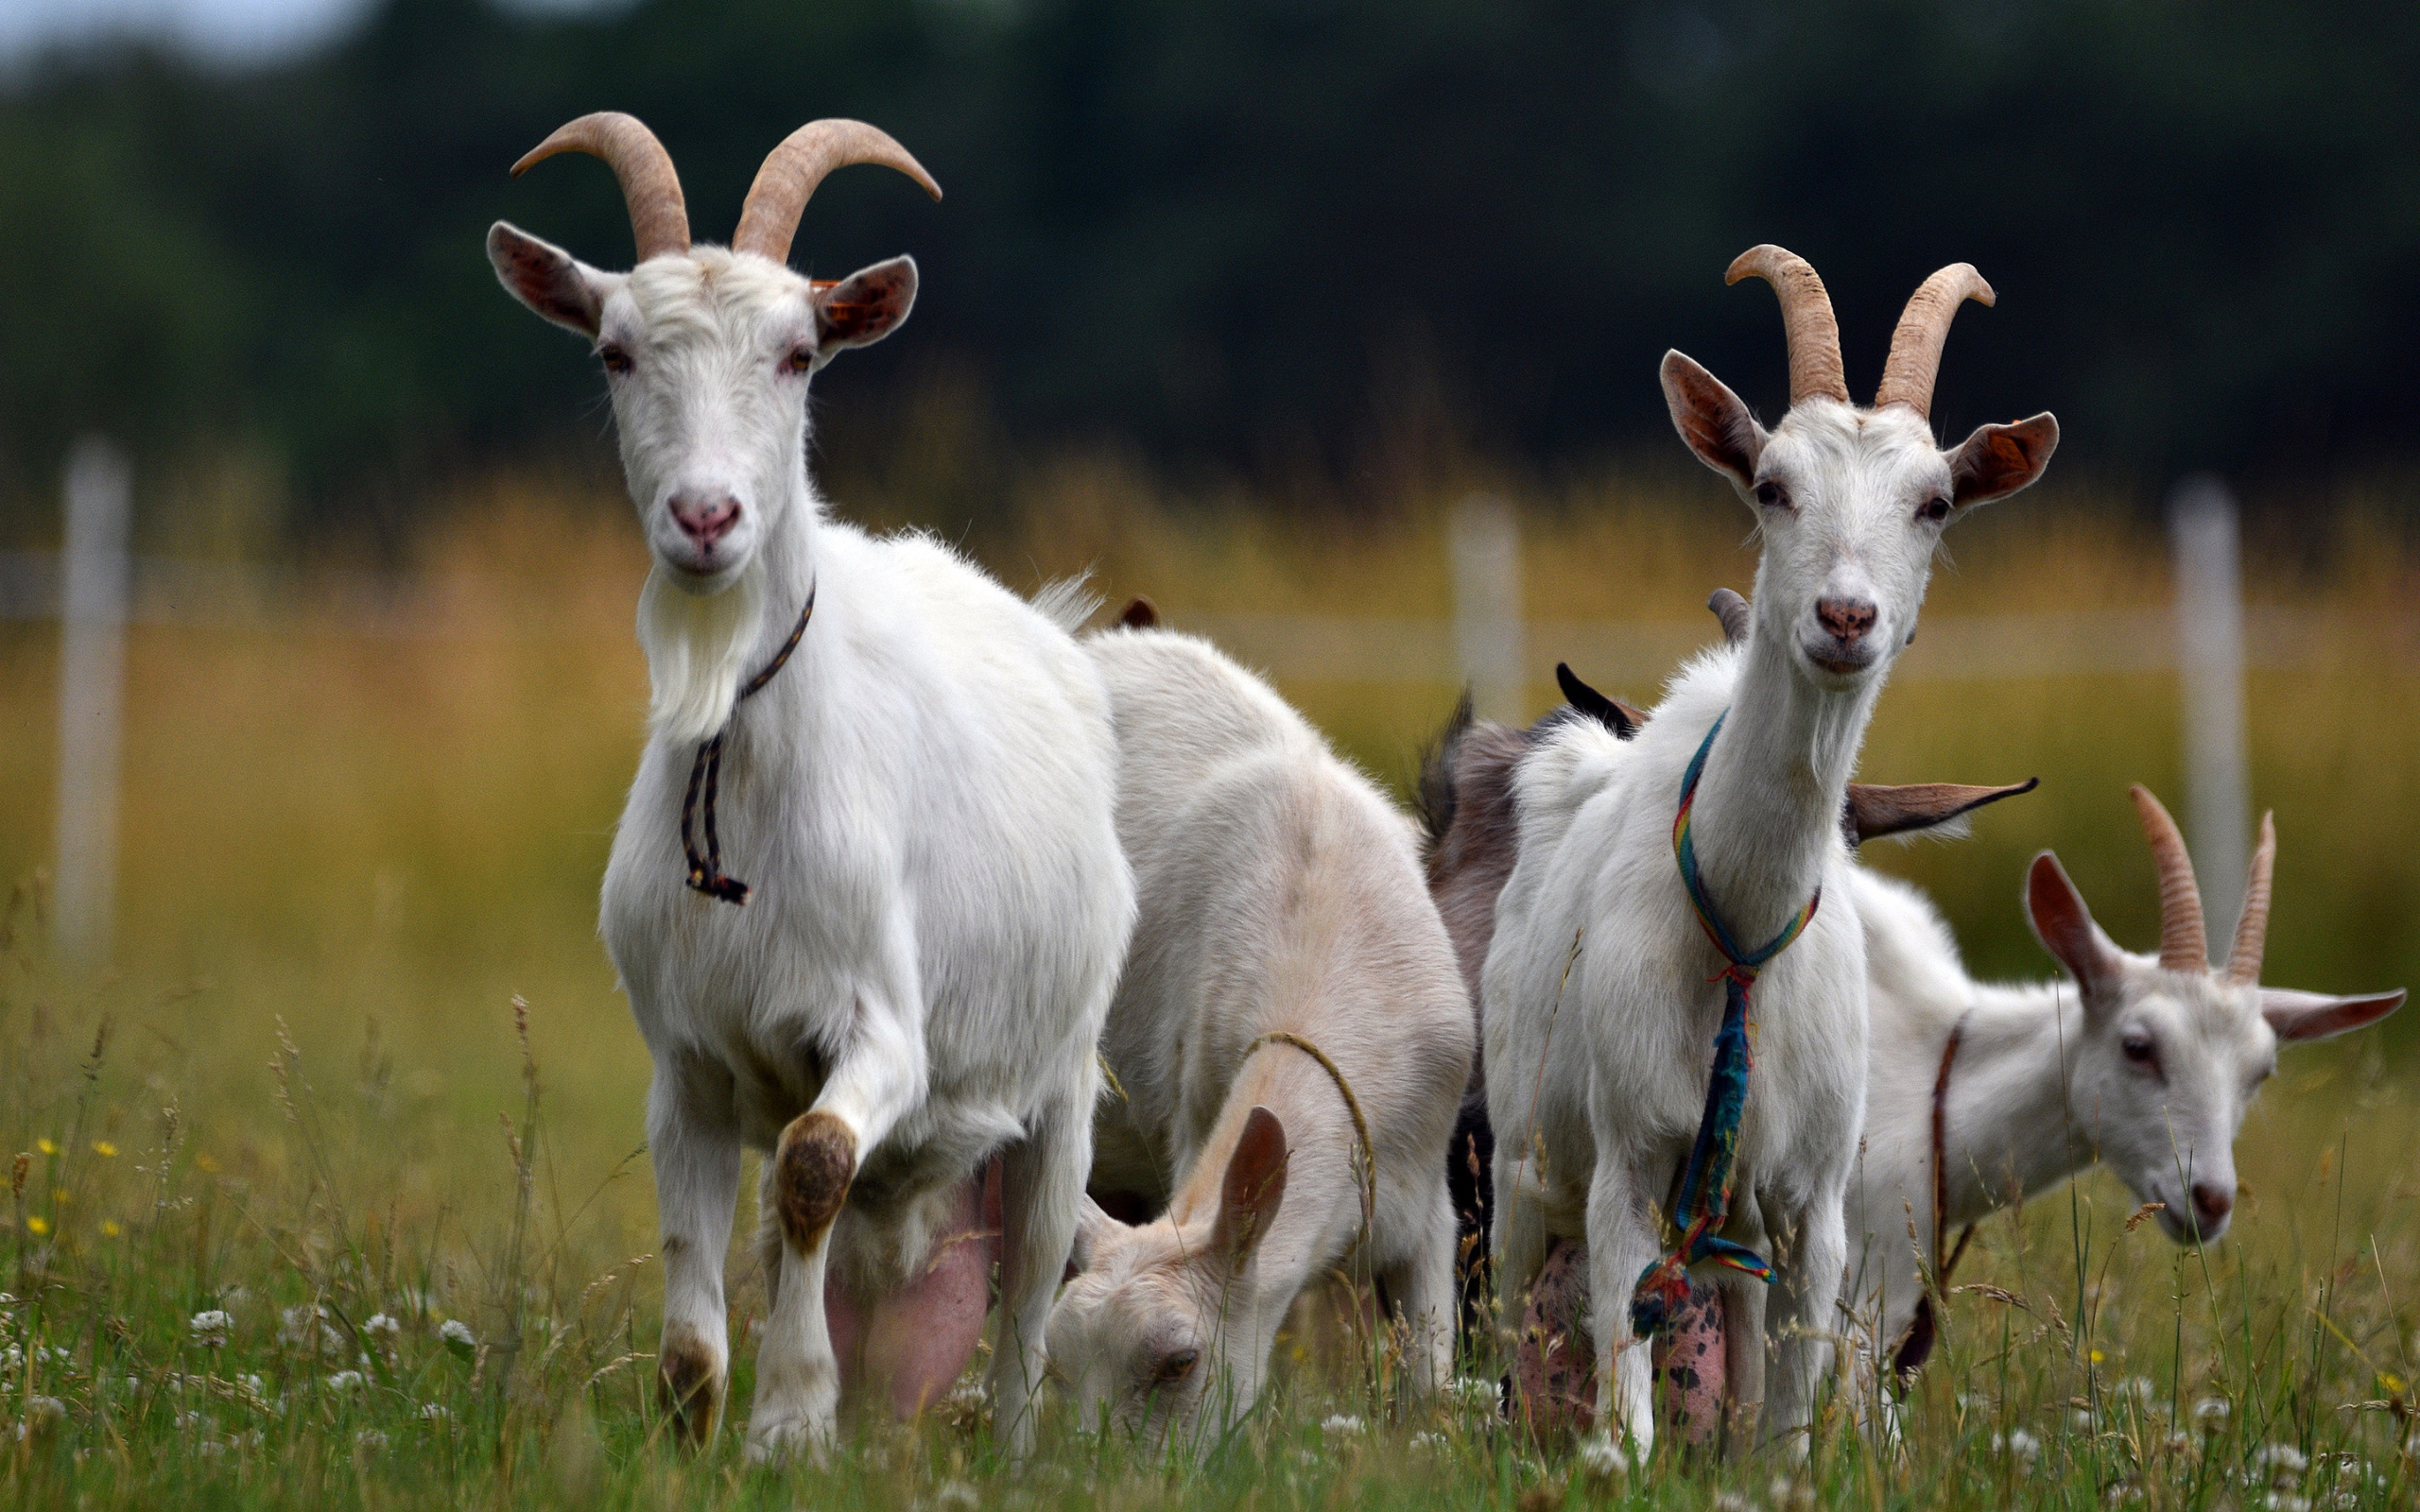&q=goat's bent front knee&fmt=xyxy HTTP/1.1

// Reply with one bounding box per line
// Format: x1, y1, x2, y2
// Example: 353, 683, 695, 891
774, 1110, 857, 1251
